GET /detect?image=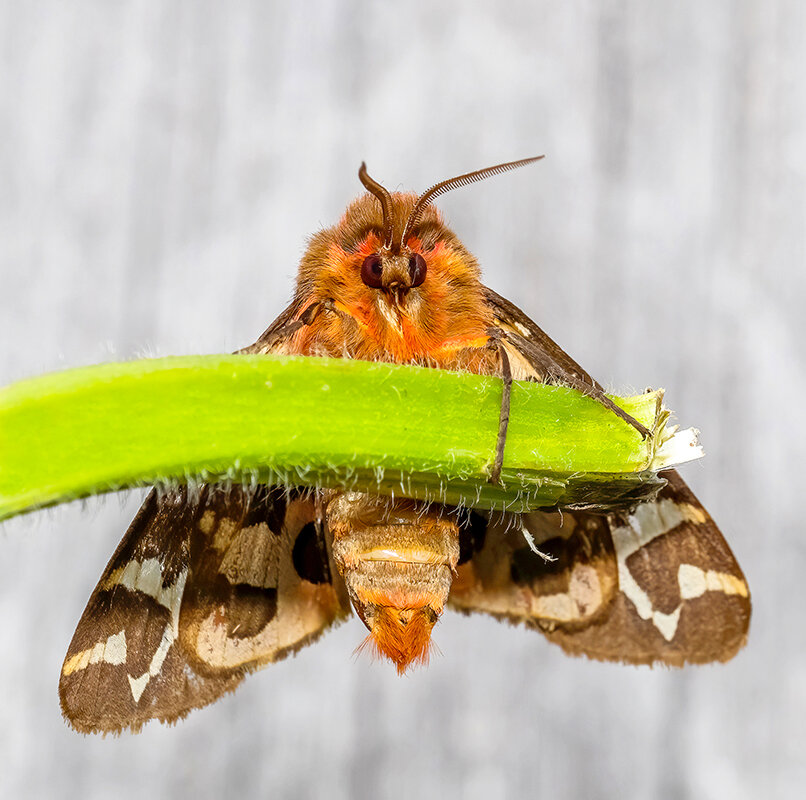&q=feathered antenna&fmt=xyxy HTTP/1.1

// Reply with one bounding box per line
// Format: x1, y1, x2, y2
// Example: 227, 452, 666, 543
358, 162, 395, 250
400, 156, 545, 248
